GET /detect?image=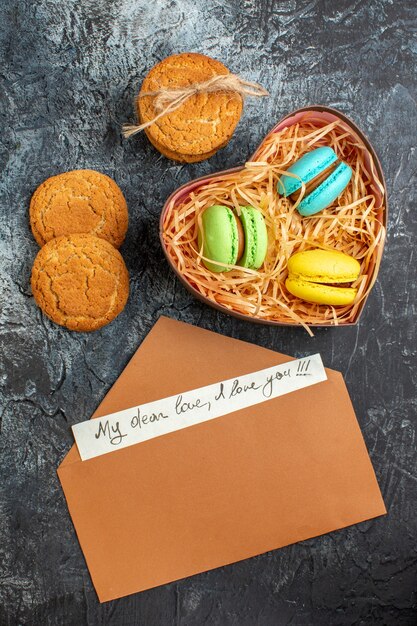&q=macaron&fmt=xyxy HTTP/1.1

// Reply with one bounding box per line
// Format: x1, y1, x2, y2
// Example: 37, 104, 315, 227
285, 249, 360, 306
198, 205, 267, 273
277, 147, 352, 216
